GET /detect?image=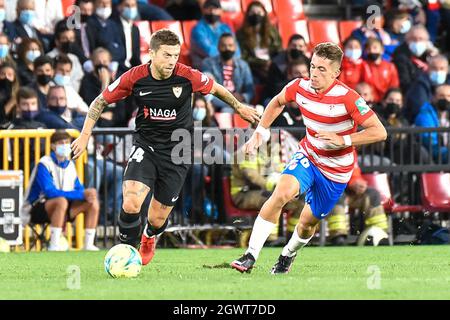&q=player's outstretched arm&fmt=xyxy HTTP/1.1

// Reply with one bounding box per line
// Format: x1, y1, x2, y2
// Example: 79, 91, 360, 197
316, 114, 387, 148
71, 94, 109, 159
210, 82, 260, 124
